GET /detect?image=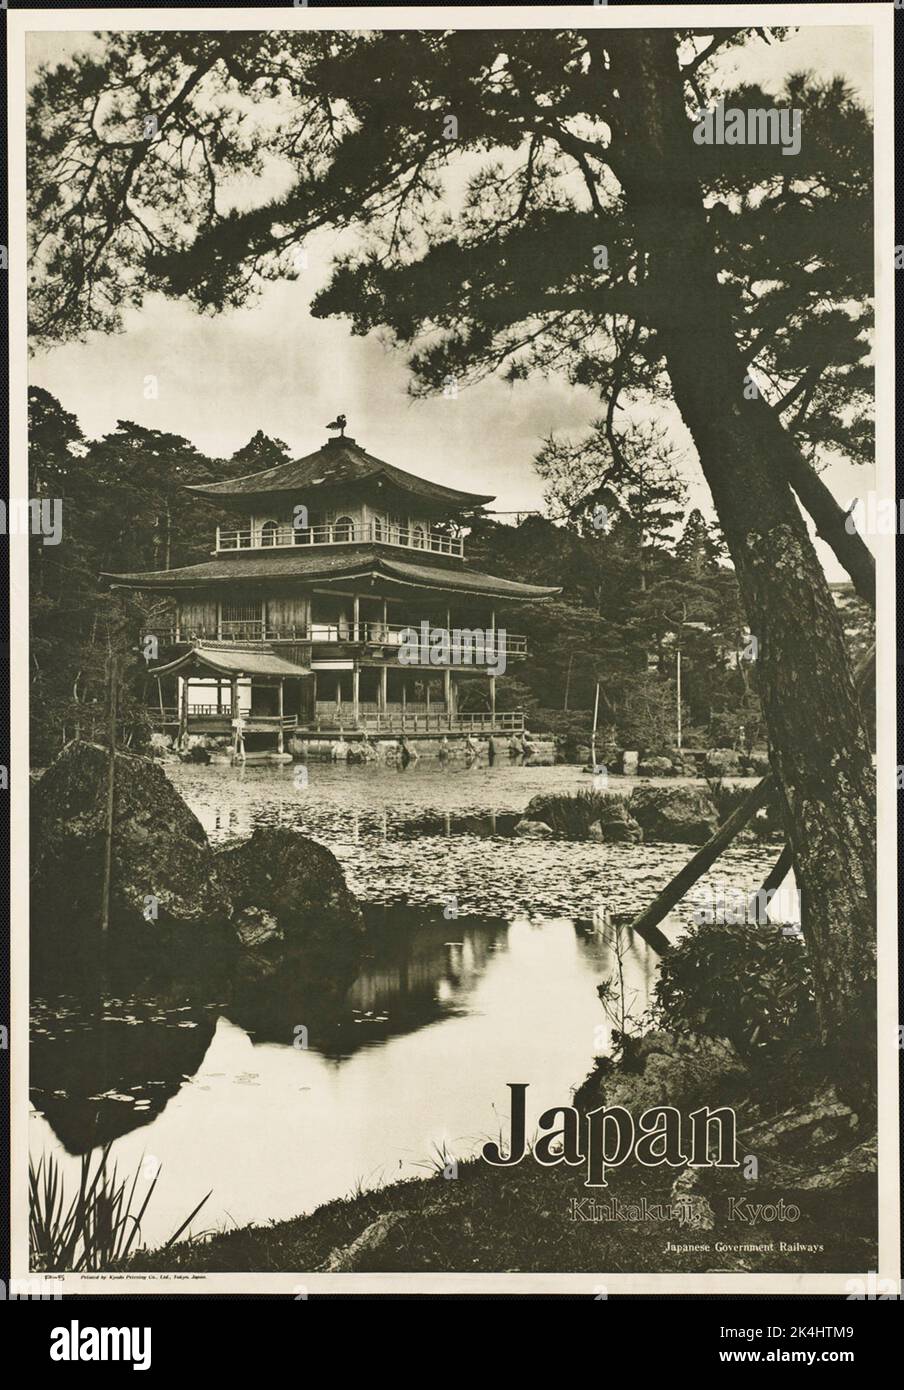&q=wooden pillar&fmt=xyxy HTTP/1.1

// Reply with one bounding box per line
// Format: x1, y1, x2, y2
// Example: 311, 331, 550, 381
490, 607, 497, 732
352, 665, 360, 726
425, 679, 430, 727
277, 678, 284, 754
353, 594, 360, 642
336, 676, 342, 718
444, 668, 452, 729
401, 678, 407, 729
380, 665, 388, 712
382, 597, 388, 641
230, 674, 238, 719
179, 675, 189, 748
